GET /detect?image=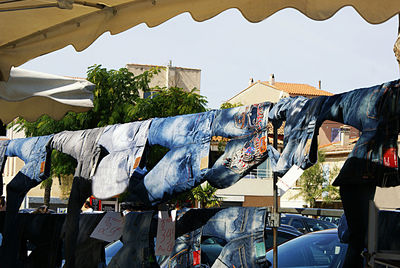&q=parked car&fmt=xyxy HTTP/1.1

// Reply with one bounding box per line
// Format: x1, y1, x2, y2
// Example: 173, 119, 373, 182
281, 214, 337, 234
266, 228, 348, 268
320, 216, 341, 225
105, 225, 302, 266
